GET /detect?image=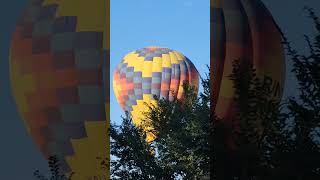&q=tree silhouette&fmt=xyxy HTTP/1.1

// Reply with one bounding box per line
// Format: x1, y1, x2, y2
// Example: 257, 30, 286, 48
267, 7, 320, 180
33, 156, 73, 180
211, 7, 320, 180
110, 73, 210, 179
